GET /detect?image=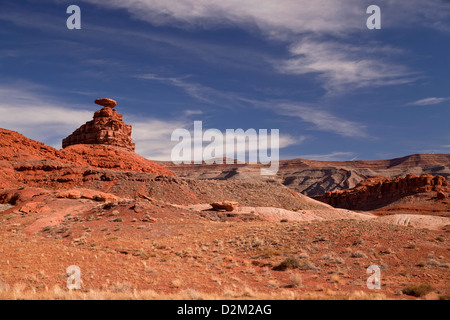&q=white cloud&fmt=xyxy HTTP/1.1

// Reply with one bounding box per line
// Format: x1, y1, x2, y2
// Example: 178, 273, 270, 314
153, 124, 301, 162
0, 83, 189, 159
82, 0, 364, 34
130, 117, 189, 160
137, 74, 217, 103
407, 97, 450, 106
276, 38, 416, 93
136, 73, 248, 109
276, 103, 368, 138
0, 84, 93, 148
296, 151, 356, 161
82, 0, 450, 35
184, 109, 203, 117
